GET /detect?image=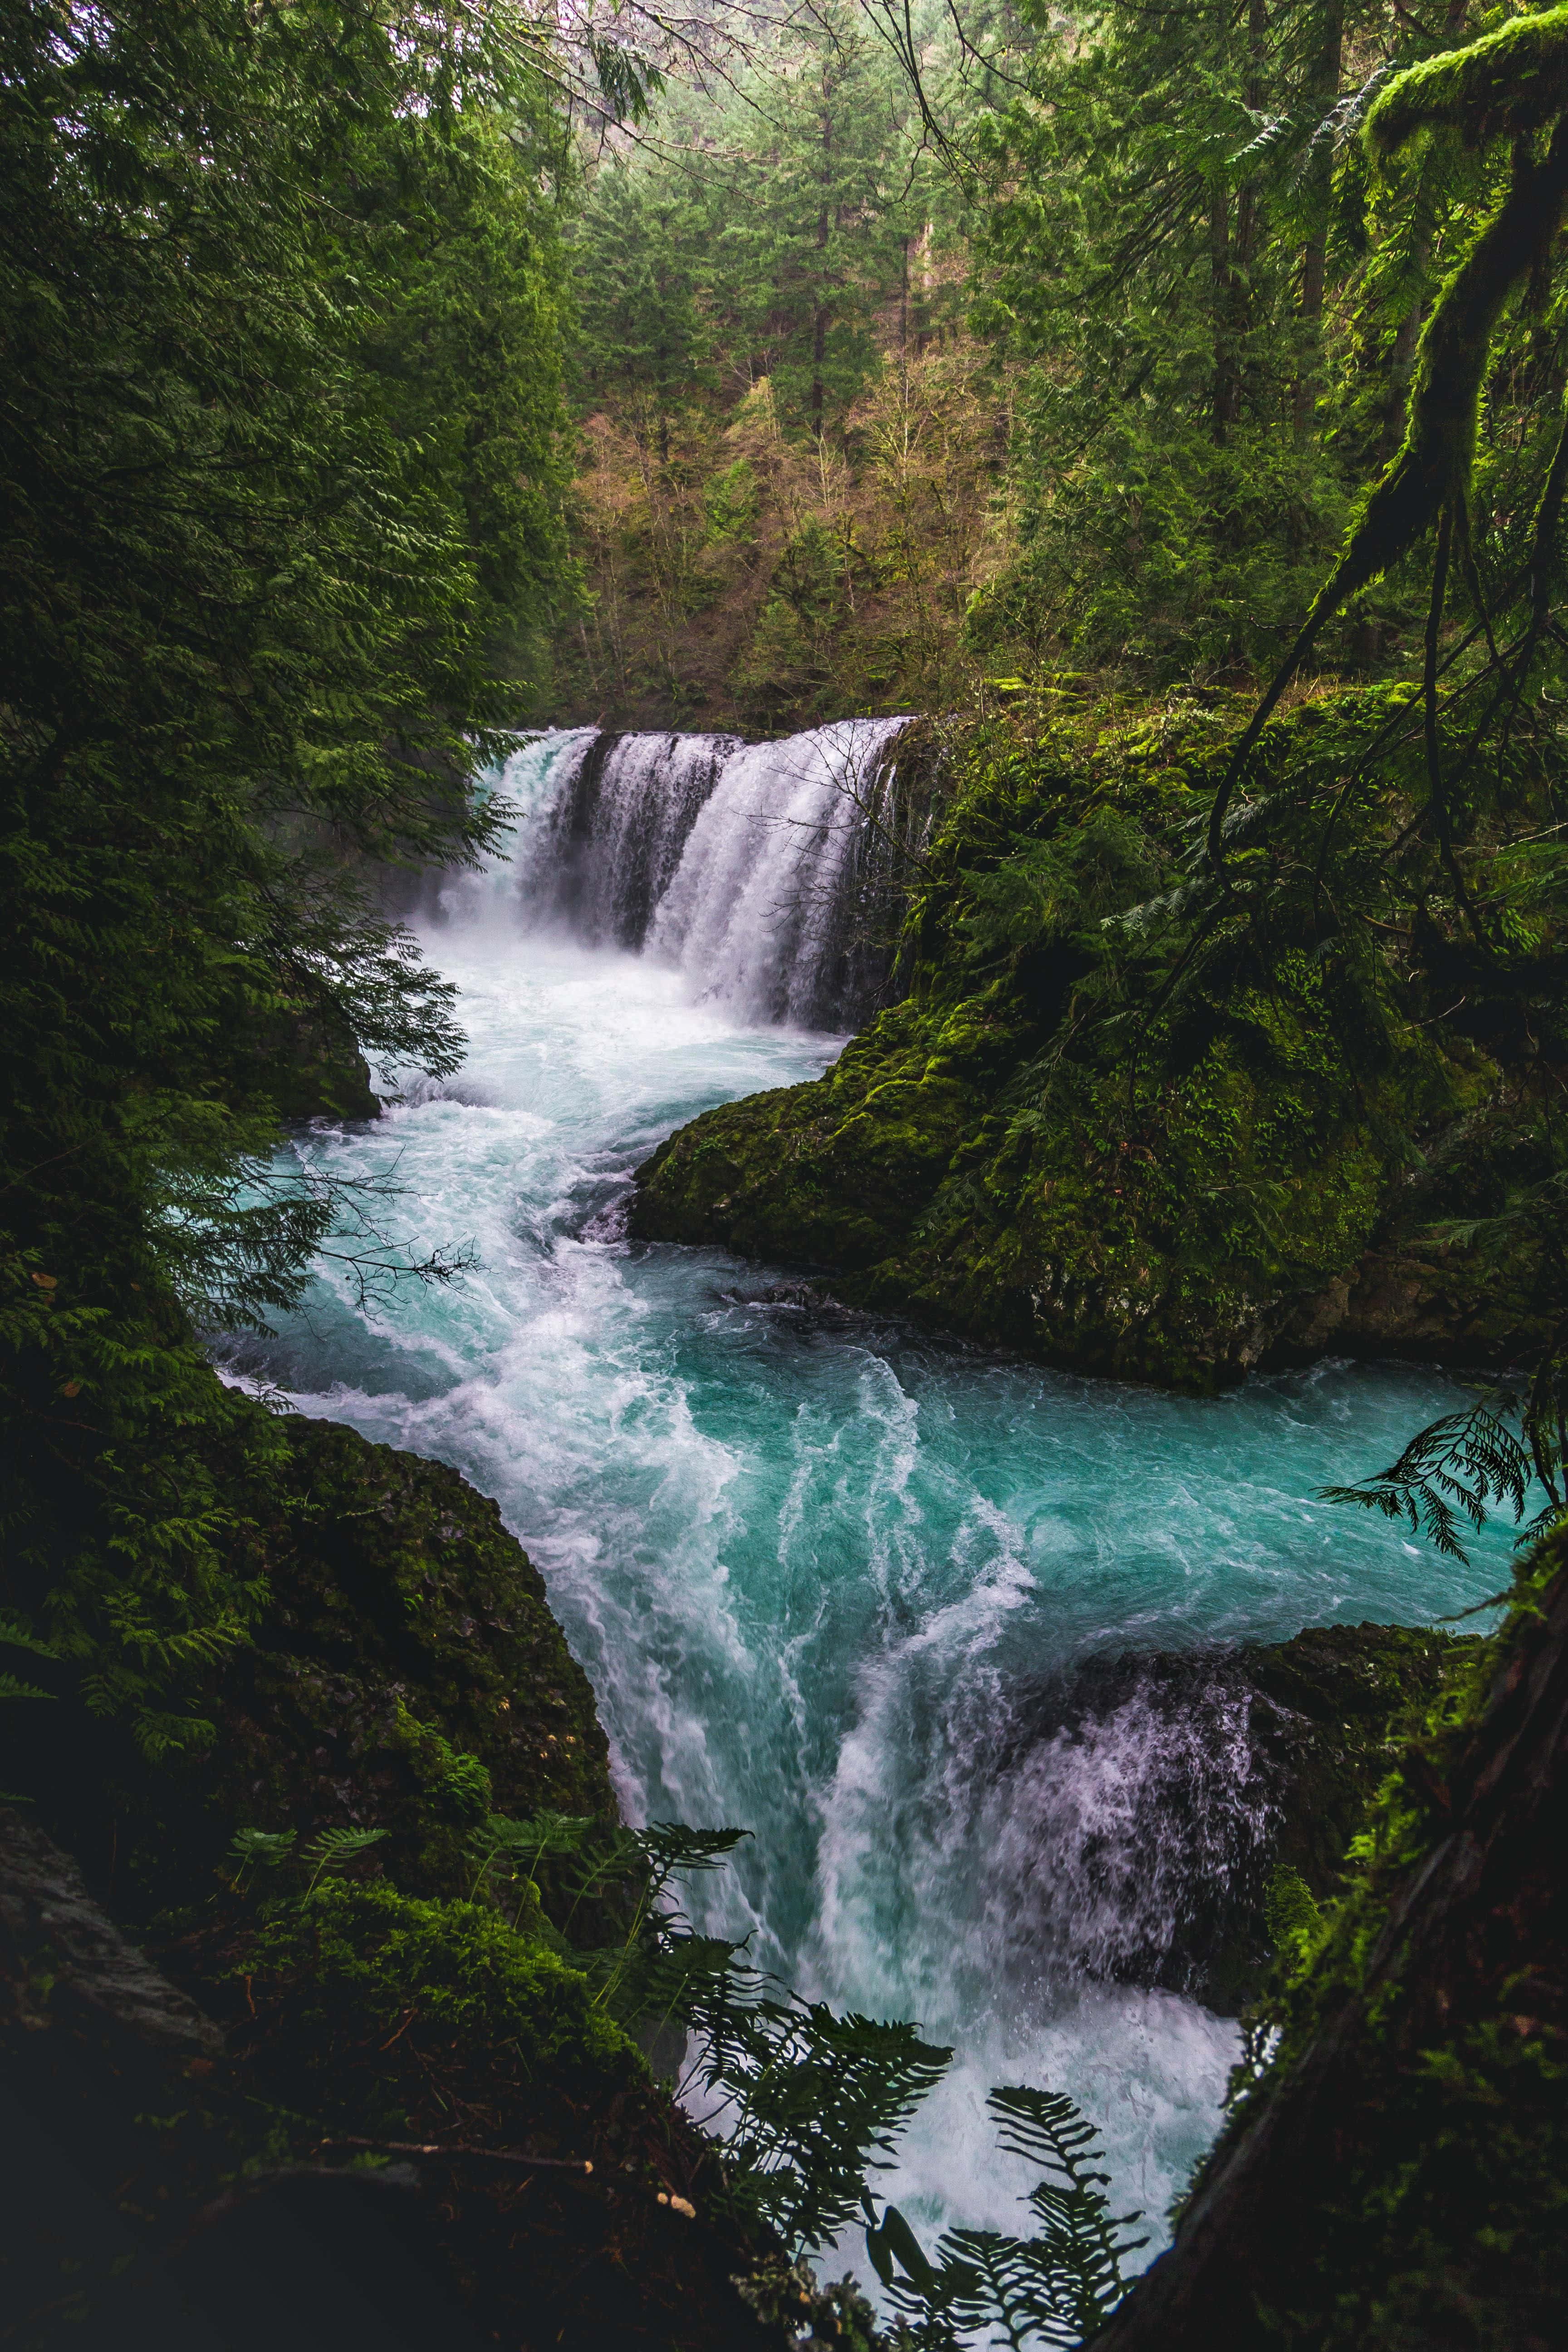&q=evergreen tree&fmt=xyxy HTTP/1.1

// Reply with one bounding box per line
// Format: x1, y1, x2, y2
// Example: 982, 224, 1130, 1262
719, 3, 917, 437
966, 0, 1556, 681
0, 0, 573, 1752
